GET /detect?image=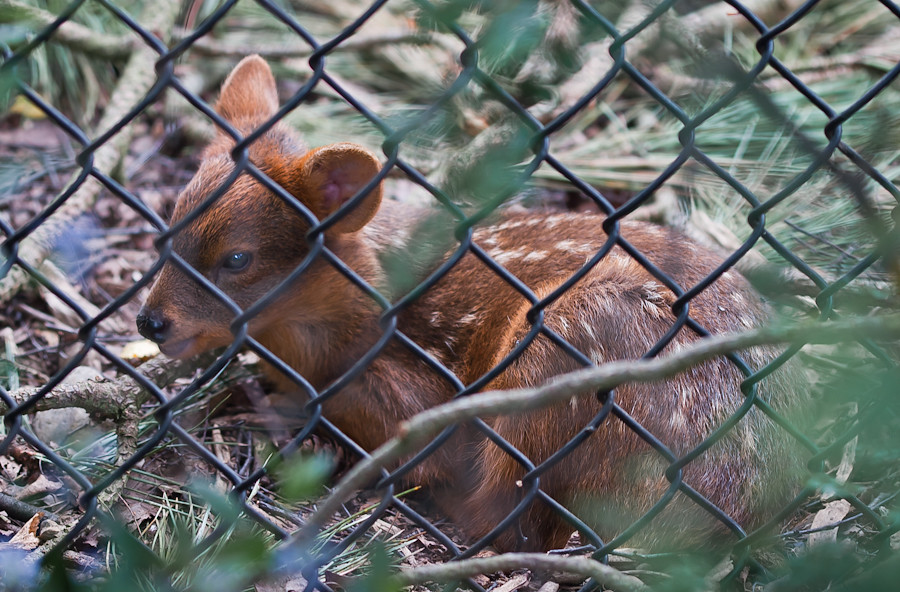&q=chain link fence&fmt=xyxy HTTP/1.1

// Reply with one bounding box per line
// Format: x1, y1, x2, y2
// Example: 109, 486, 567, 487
1, 0, 899, 590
